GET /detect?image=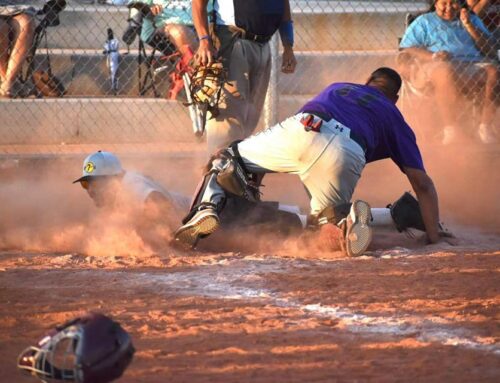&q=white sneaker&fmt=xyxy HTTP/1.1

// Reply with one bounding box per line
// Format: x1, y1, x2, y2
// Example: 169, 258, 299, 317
478, 124, 497, 144
174, 207, 219, 248
343, 200, 373, 257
